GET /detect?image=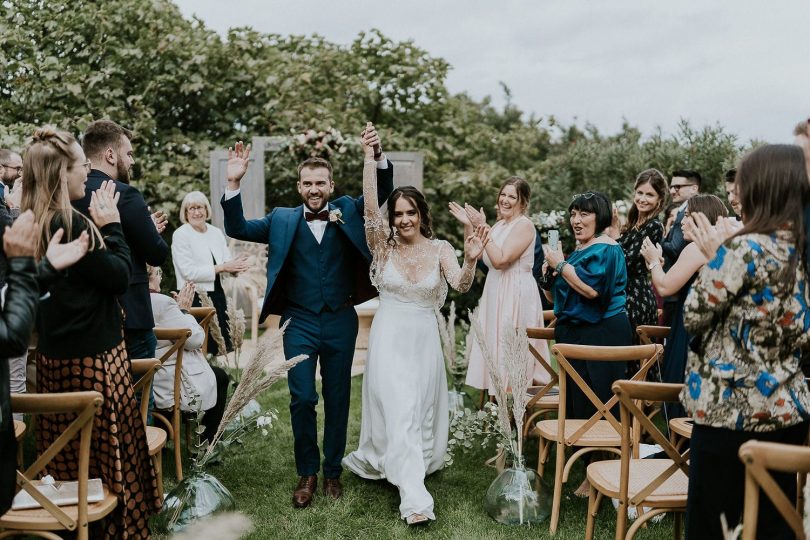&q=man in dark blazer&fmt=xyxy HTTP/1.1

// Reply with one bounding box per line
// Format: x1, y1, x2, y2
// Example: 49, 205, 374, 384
221, 124, 393, 509
73, 120, 169, 359
659, 169, 700, 325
